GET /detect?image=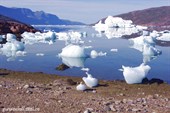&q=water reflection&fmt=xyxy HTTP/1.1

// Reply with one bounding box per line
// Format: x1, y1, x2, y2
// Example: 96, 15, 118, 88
94, 27, 140, 39
129, 34, 162, 63
60, 56, 87, 68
